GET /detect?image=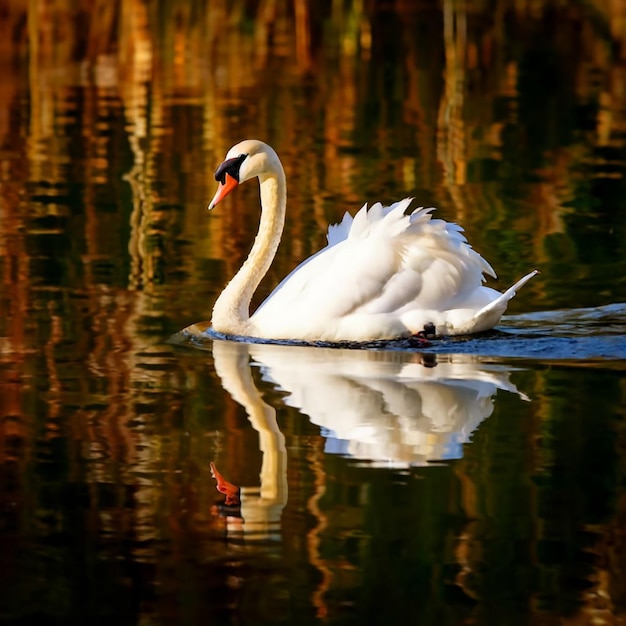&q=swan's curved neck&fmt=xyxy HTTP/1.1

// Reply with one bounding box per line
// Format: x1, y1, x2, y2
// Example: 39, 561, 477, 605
211, 167, 286, 336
